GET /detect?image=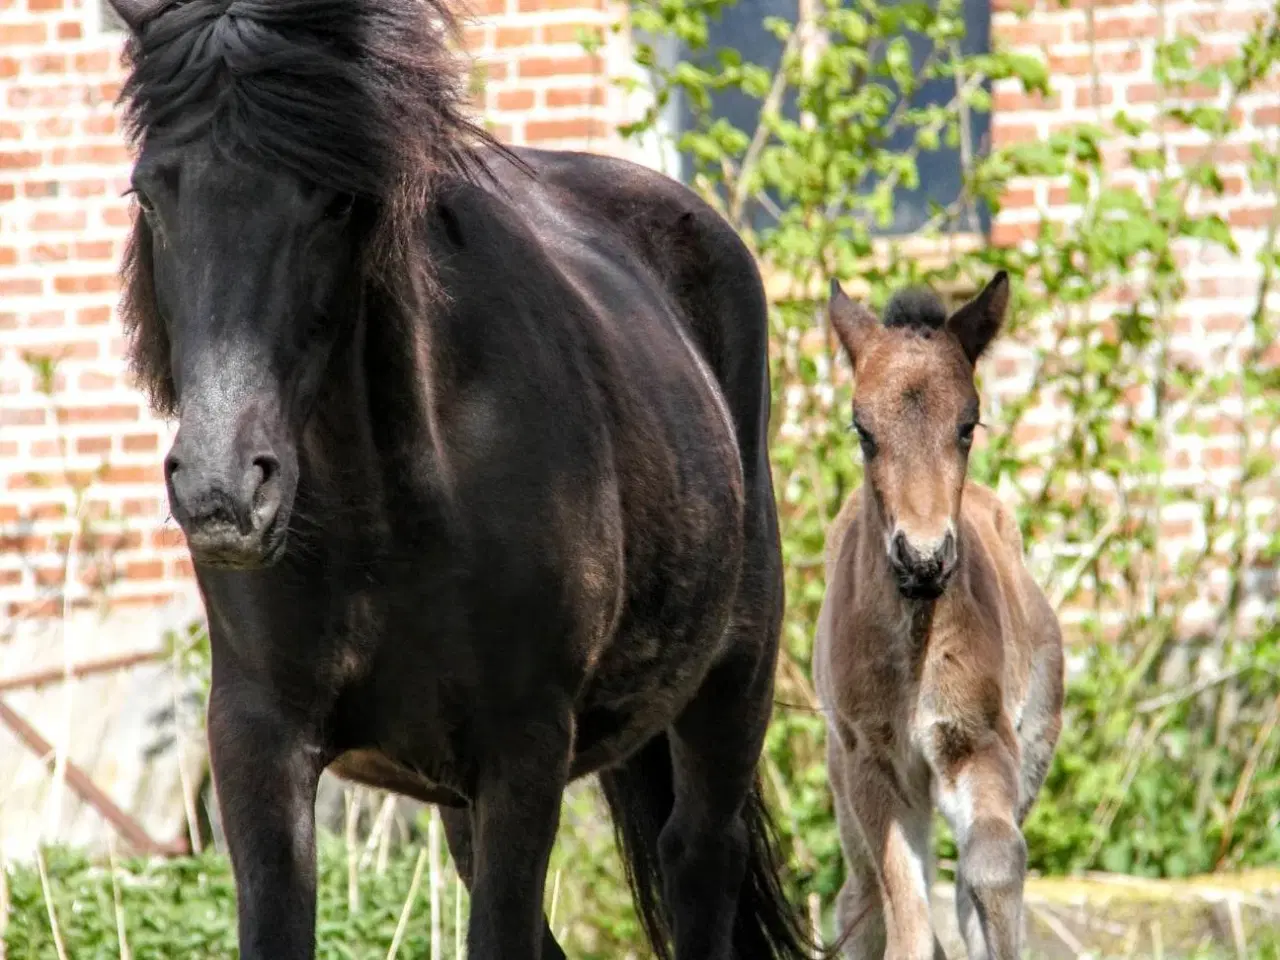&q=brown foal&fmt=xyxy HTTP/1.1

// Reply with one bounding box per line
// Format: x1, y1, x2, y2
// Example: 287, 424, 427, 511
814, 273, 1064, 960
